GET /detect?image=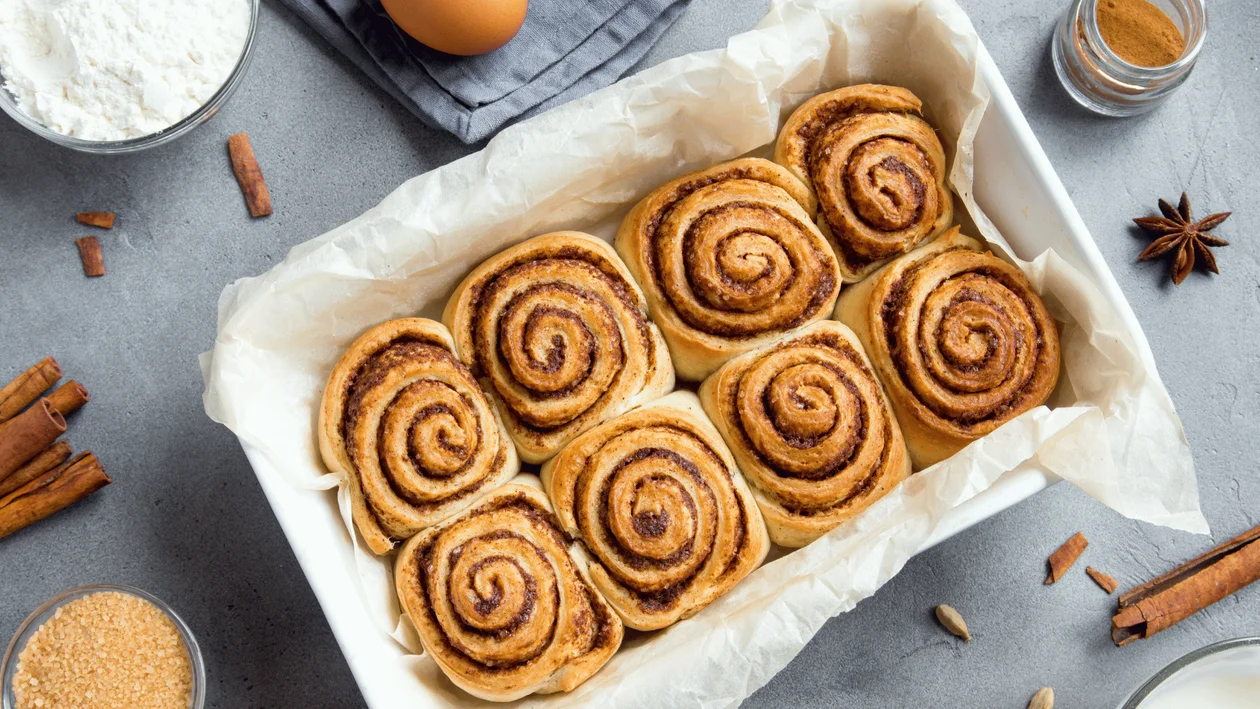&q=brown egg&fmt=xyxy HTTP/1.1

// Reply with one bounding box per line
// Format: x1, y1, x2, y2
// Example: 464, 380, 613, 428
382, 0, 528, 56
